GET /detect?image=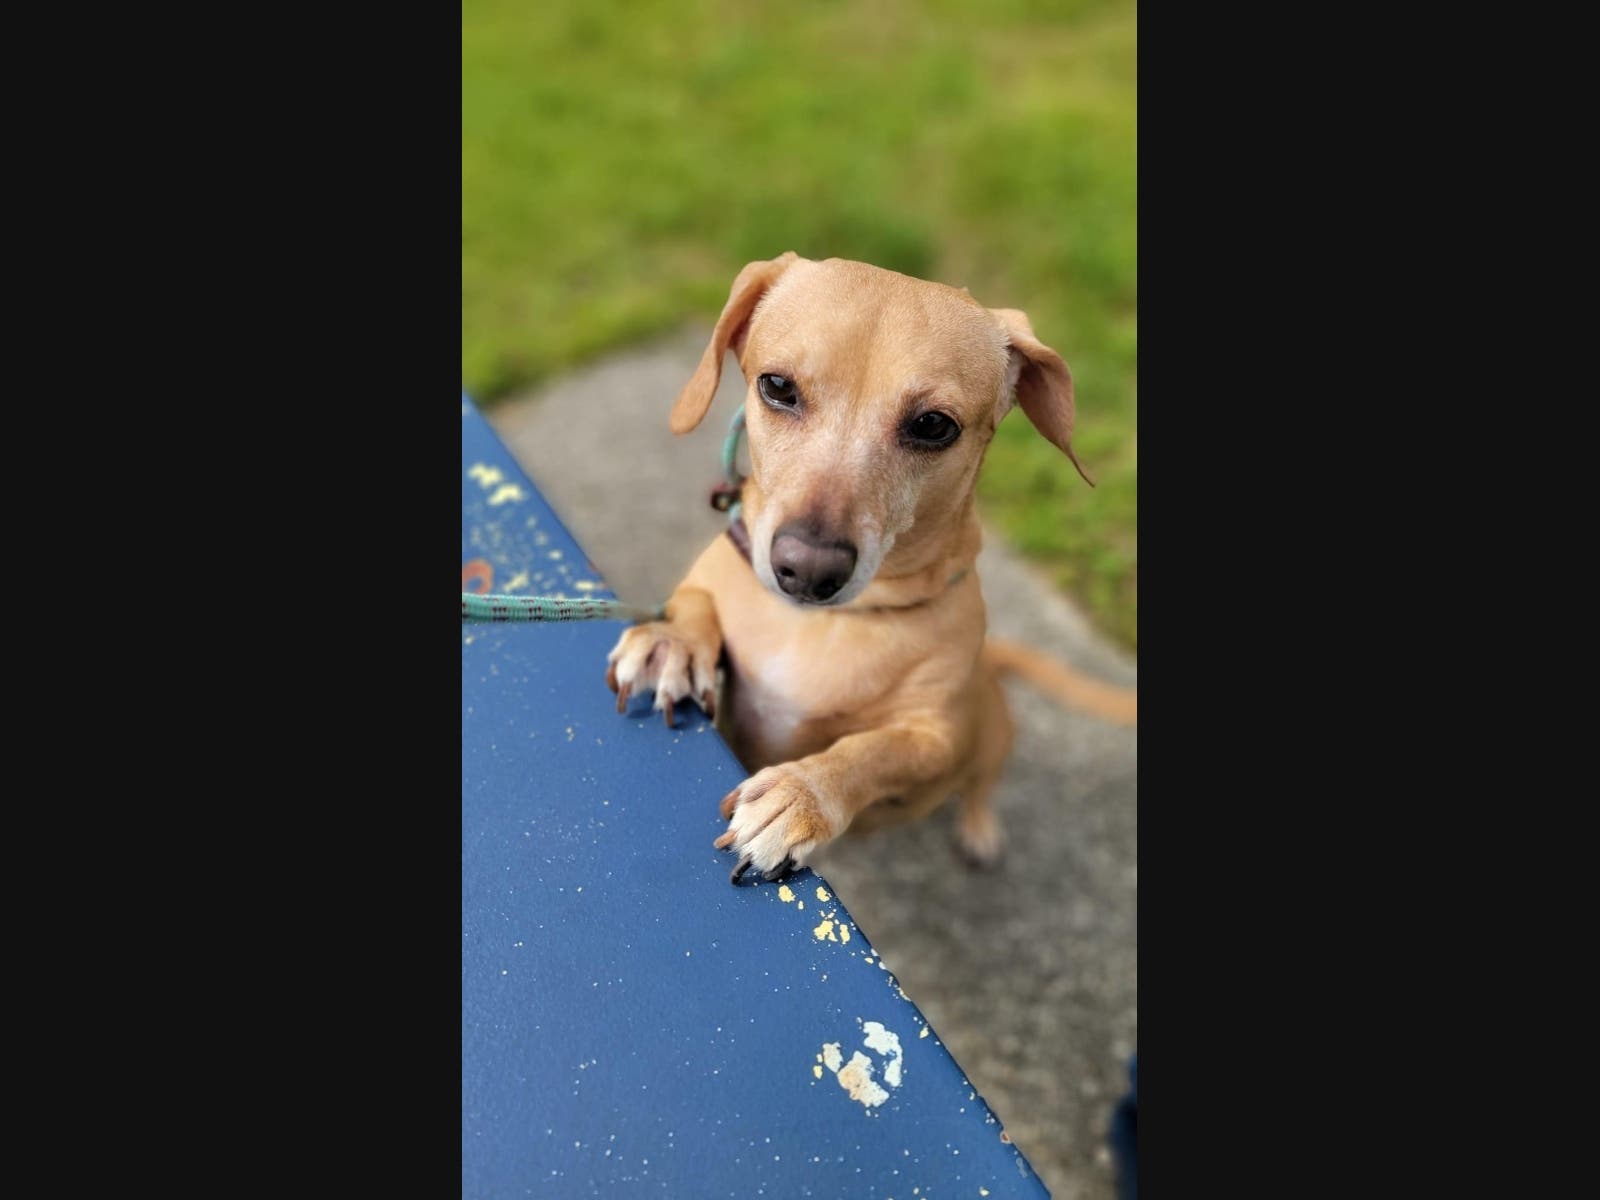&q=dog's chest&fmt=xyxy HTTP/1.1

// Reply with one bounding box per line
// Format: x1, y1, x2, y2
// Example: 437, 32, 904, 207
719, 607, 898, 765
735, 645, 813, 742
